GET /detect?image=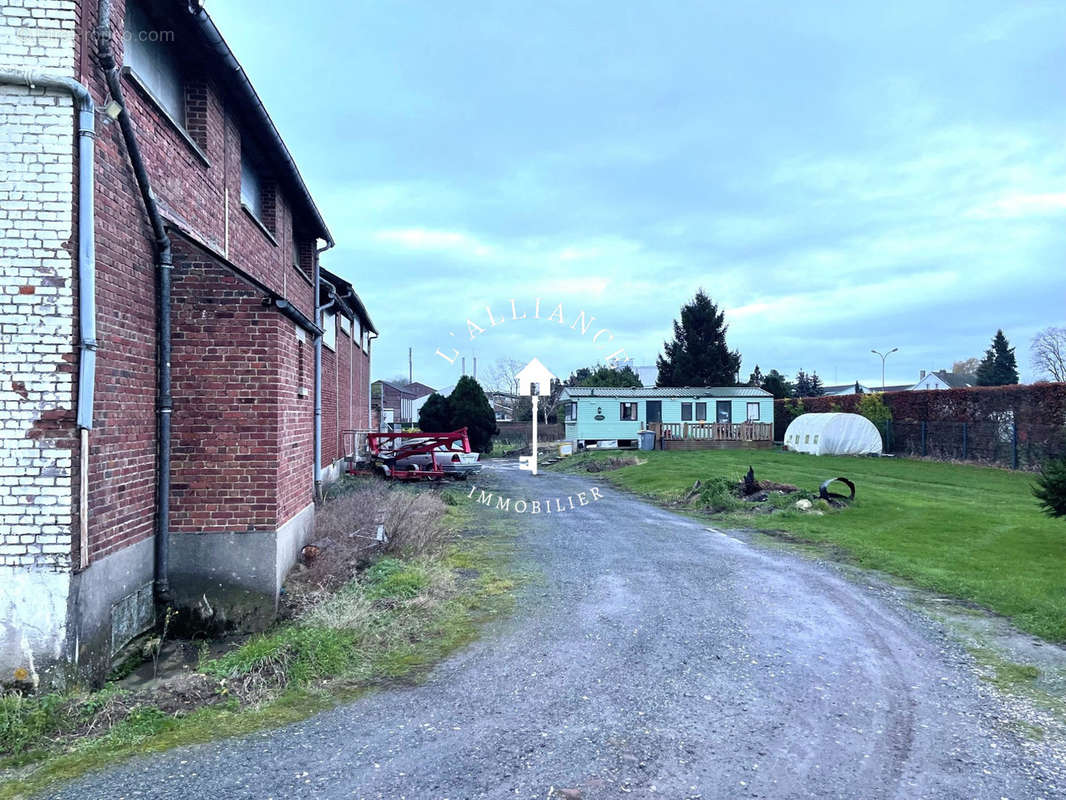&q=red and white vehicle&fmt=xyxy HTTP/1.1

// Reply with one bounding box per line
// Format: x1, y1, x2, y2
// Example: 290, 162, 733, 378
348, 428, 482, 481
